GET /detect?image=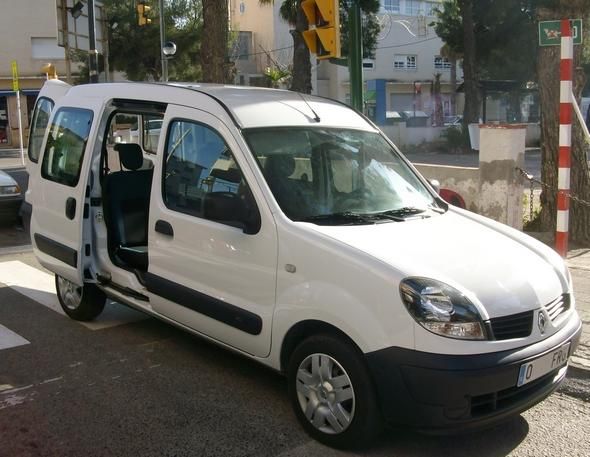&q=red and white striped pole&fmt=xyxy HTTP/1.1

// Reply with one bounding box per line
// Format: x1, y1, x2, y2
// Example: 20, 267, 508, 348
556, 19, 573, 257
